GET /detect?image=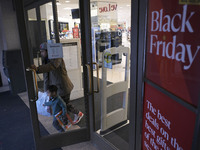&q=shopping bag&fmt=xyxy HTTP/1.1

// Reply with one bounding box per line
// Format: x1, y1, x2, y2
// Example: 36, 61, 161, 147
36, 91, 51, 116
